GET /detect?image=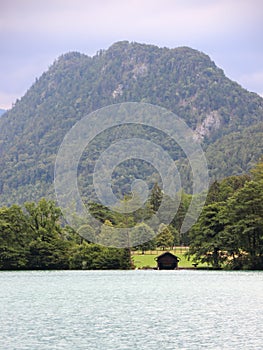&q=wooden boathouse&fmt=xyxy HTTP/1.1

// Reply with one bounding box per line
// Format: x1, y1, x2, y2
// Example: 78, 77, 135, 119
155, 251, 180, 270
